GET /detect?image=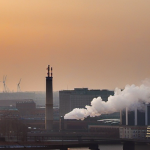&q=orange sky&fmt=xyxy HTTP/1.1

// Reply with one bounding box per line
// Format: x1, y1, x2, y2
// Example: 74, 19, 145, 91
0, 0, 150, 92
